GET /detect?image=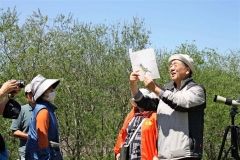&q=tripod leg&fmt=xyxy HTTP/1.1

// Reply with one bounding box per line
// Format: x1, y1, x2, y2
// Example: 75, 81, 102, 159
218, 126, 230, 160
231, 126, 240, 160
222, 146, 231, 159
